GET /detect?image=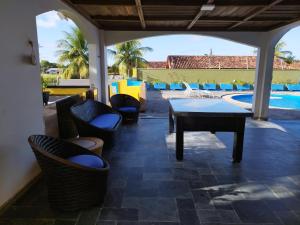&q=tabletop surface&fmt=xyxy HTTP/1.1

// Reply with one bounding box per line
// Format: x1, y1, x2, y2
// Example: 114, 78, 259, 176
169, 99, 253, 116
